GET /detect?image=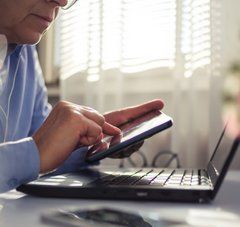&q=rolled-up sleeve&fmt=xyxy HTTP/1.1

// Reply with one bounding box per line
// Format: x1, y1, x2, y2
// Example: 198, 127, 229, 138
0, 137, 40, 193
